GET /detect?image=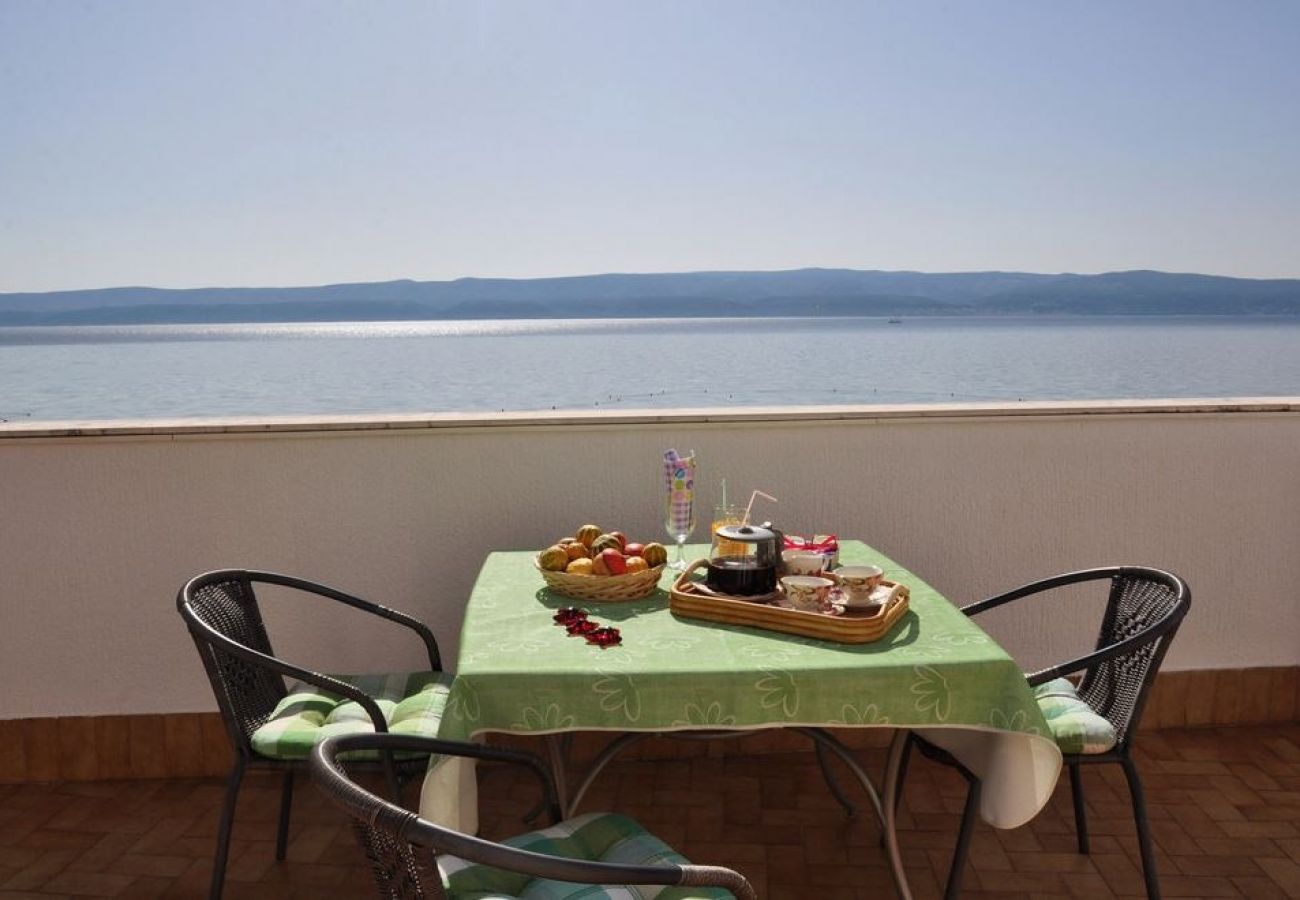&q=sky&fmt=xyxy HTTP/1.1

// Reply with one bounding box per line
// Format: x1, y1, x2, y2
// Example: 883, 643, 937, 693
1, 1, 1298, 293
